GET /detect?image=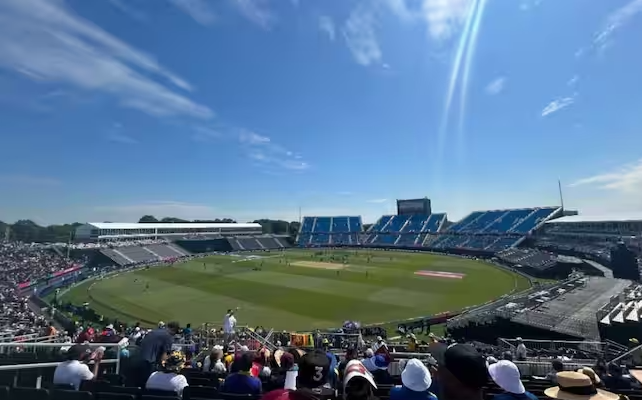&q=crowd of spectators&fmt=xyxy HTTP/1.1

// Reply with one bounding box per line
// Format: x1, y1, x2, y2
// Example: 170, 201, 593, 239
0, 241, 77, 285
60, 239, 170, 250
